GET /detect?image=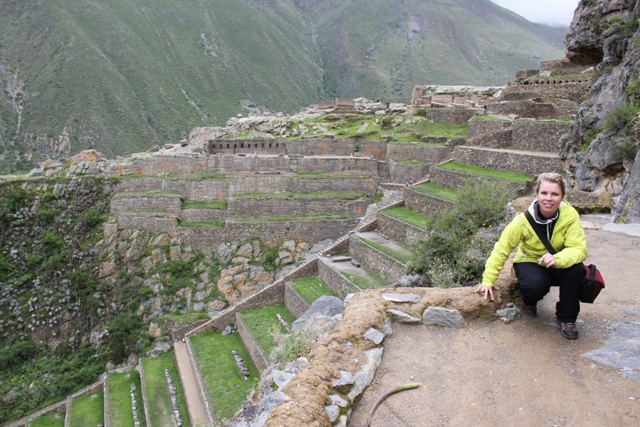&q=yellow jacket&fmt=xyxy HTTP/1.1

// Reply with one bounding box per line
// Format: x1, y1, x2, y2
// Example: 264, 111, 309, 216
481, 201, 588, 287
